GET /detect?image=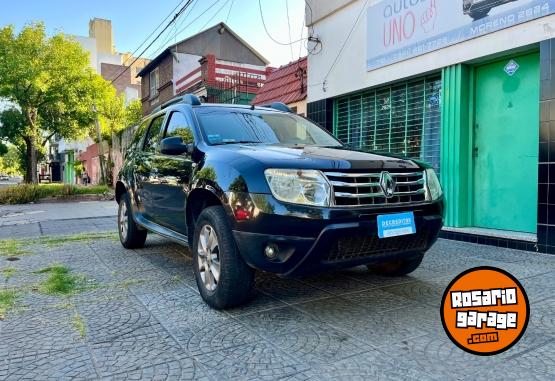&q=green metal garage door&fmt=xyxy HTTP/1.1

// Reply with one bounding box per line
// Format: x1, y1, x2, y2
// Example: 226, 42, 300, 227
334, 76, 442, 173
